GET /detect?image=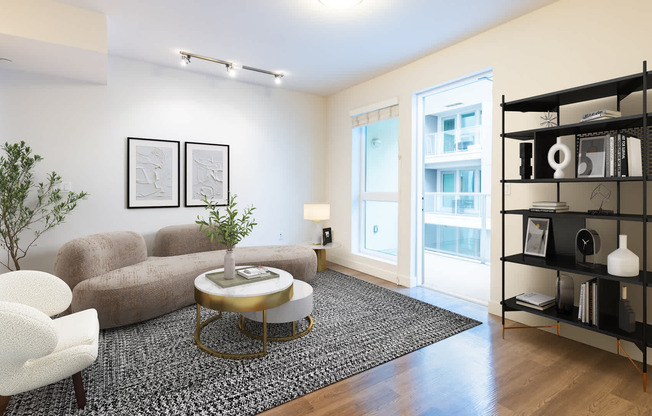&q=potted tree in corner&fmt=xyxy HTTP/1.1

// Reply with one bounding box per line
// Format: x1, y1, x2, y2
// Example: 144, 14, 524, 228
196, 194, 256, 279
0, 141, 88, 271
